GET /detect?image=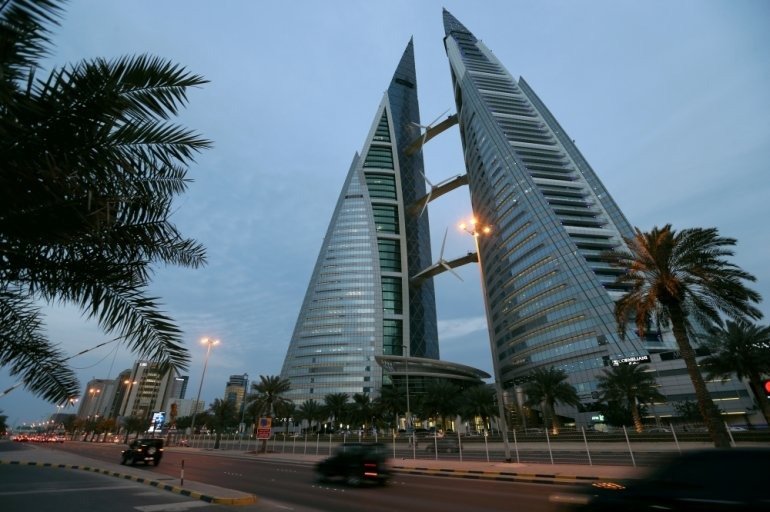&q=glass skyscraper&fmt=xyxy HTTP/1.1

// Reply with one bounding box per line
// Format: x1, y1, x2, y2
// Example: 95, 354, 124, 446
442, 10, 667, 414
280, 41, 440, 404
